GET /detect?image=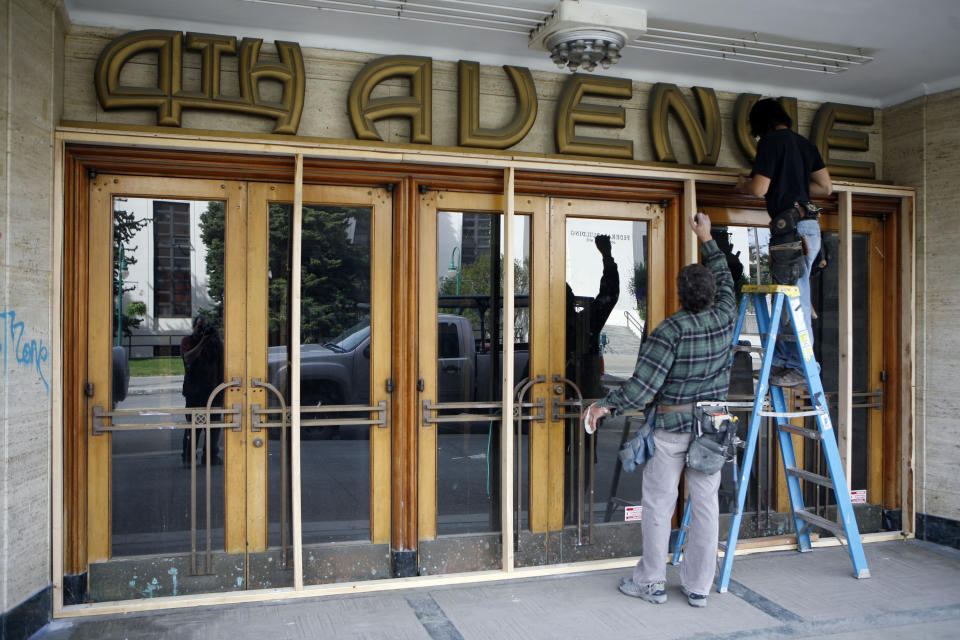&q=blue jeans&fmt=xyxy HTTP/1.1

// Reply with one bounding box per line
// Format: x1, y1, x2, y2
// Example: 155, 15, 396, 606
772, 219, 821, 372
